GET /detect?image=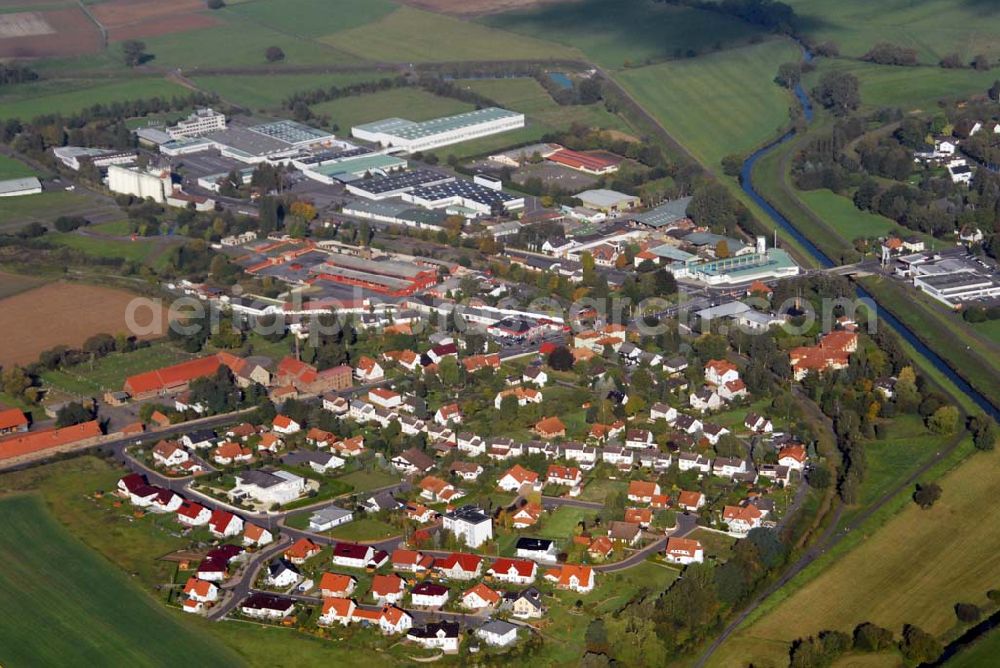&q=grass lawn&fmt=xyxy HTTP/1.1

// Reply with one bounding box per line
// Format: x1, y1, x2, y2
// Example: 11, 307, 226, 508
226, 0, 396, 38
714, 445, 1000, 667
537, 505, 597, 539
459, 76, 633, 135
47, 231, 166, 264
311, 87, 473, 131
617, 39, 800, 170
0, 191, 115, 227
971, 318, 1000, 347
482, 0, 763, 69
335, 469, 399, 494
948, 626, 1000, 668
328, 517, 399, 542
0, 78, 186, 121
0, 494, 241, 667
191, 72, 387, 111
578, 477, 627, 503
0, 270, 50, 300
802, 57, 1000, 113
324, 6, 582, 63
687, 528, 736, 562
787, 0, 1000, 63
851, 415, 949, 512
0, 154, 35, 179
41, 342, 196, 396
796, 188, 903, 240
